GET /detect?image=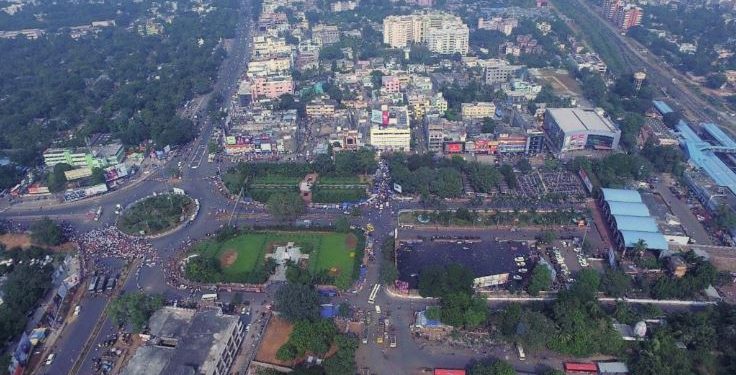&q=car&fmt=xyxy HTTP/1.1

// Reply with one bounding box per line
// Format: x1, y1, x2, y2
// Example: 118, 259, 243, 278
518, 268, 528, 273
45, 353, 55, 365
516, 261, 526, 267
512, 275, 523, 280
514, 257, 525, 262
74, 305, 81, 316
